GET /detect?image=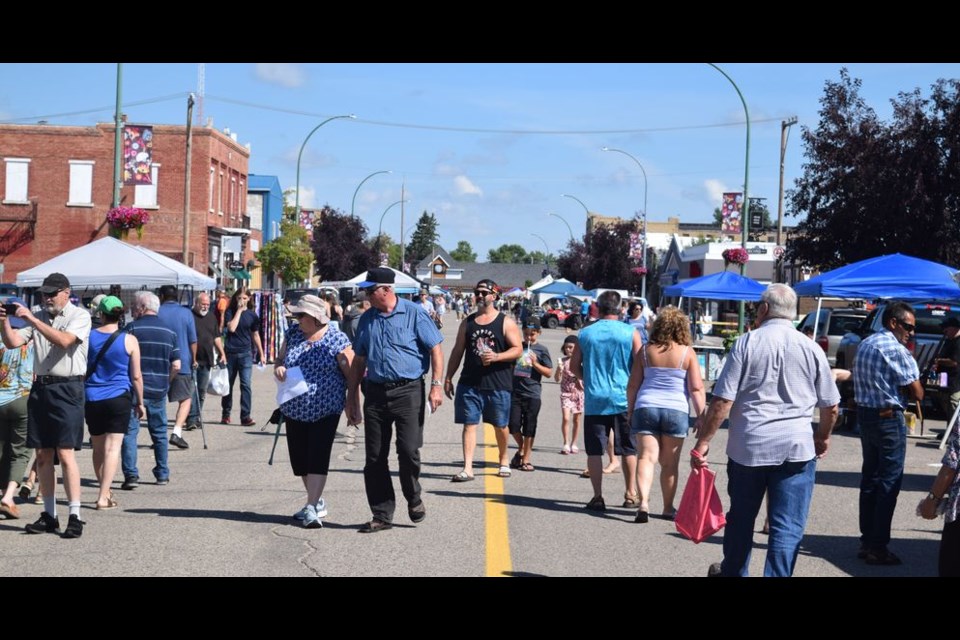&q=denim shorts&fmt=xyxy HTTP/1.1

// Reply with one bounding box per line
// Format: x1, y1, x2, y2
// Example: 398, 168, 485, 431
454, 385, 511, 427
631, 406, 690, 439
